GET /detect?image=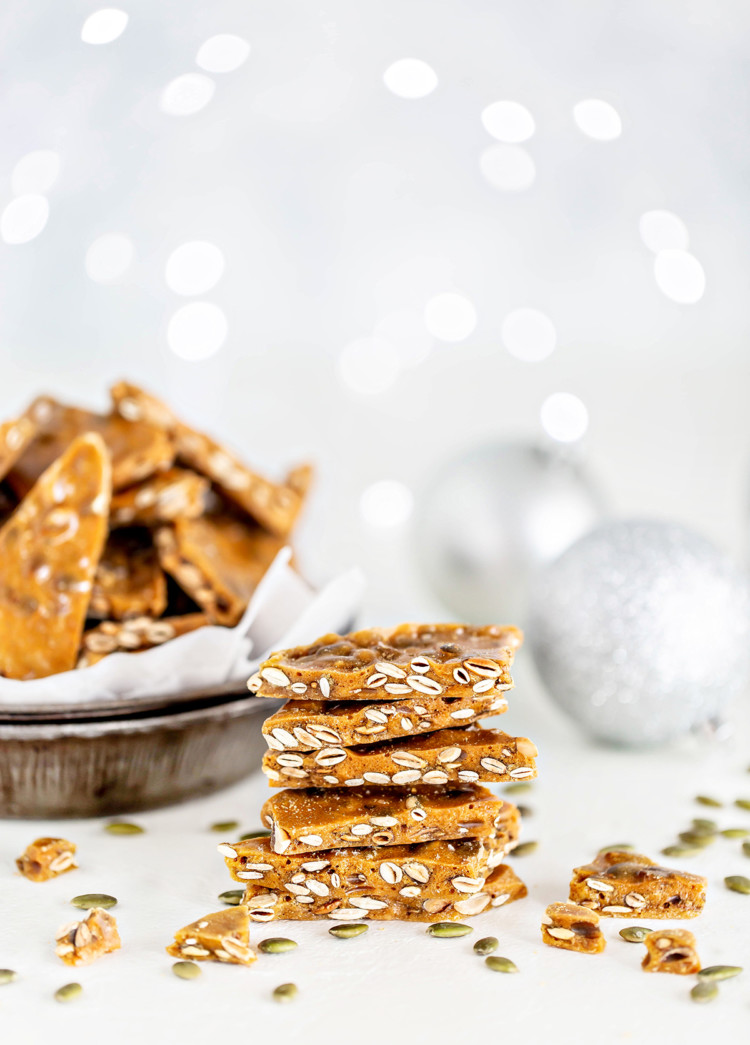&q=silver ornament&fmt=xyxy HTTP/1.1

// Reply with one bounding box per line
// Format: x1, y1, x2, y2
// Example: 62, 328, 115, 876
414, 442, 604, 625
529, 519, 750, 746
